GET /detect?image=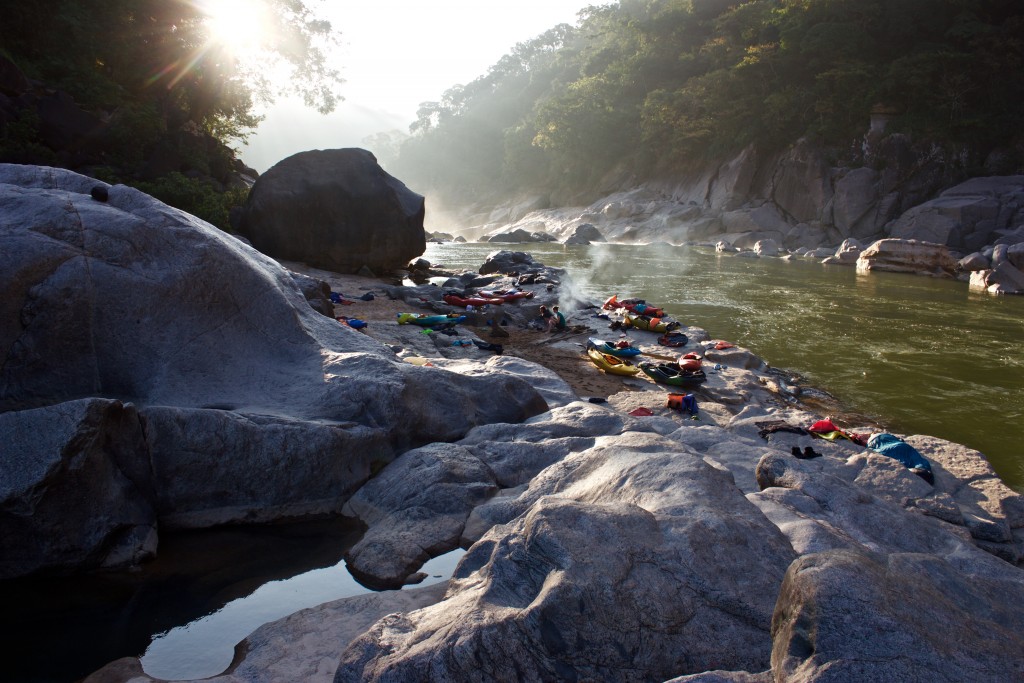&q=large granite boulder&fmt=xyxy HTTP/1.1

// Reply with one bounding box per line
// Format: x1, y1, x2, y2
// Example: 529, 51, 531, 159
831, 167, 886, 240
887, 176, 1024, 252
855, 238, 958, 276
0, 164, 547, 576
768, 139, 833, 225
969, 261, 1024, 295
237, 148, 425, 274
336, 428, 796, 681
772, 549, 1024, 682
562, 222, 606, 245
